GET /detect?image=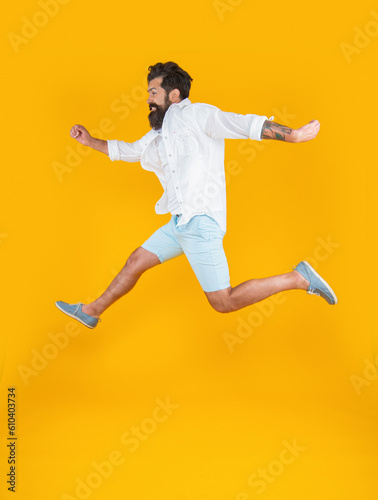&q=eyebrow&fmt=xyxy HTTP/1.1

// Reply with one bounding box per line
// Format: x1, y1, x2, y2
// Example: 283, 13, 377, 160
147, 87, 158, 92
